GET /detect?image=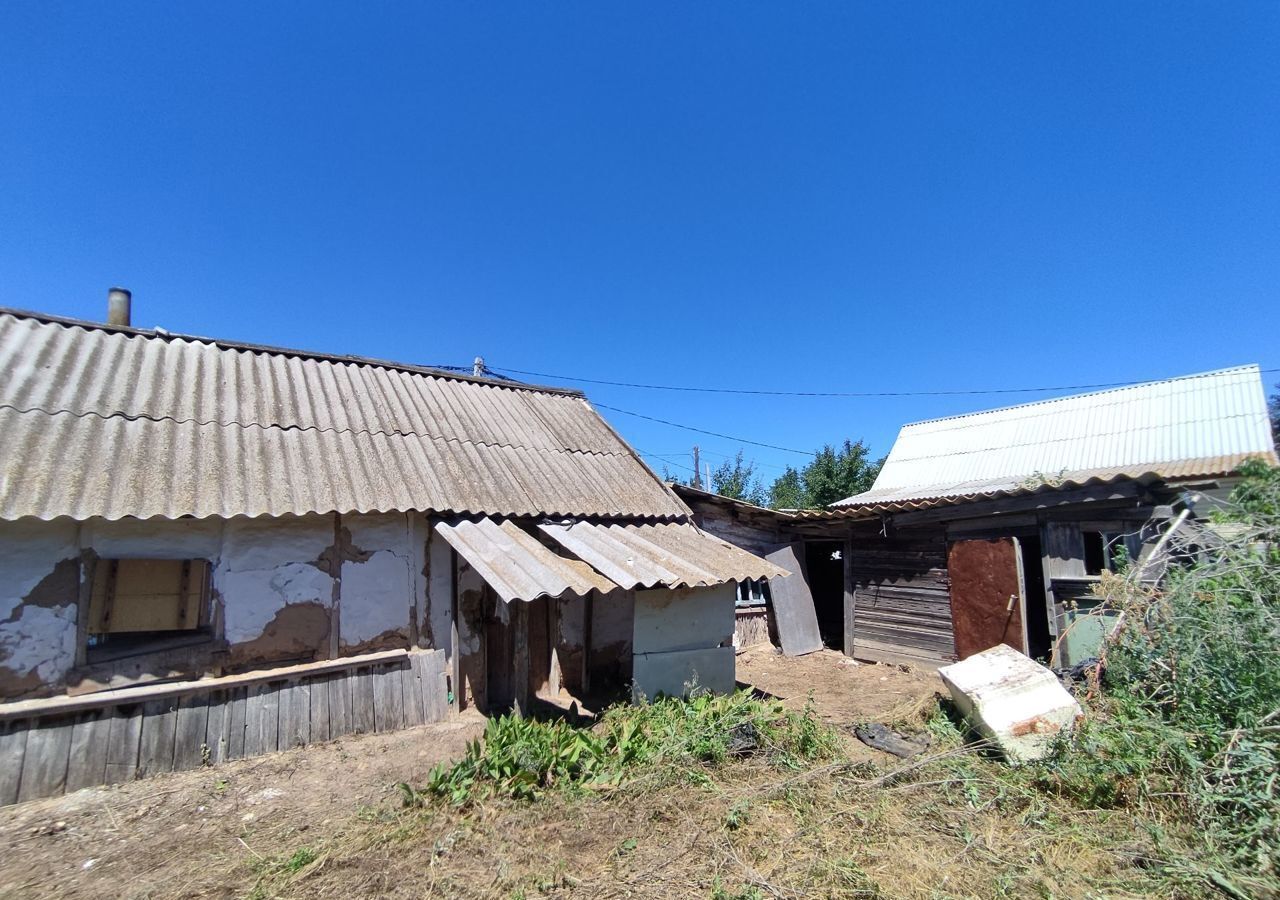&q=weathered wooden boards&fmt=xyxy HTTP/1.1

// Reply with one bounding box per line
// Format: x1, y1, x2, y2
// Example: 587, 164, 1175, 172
0, 649, 449, 808
765, 543, 823, 656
